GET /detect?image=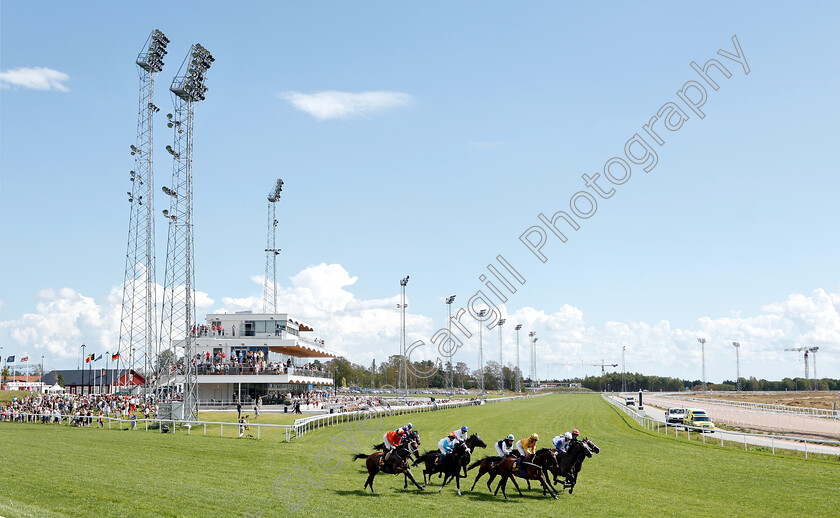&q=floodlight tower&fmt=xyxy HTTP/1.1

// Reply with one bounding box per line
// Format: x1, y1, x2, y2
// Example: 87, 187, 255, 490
808, 346, 820, 390
697, 338, 707, 391
263, 178, 284, 313
118, 29, 169, 394
529, 331, 537, 392
477, 309, 487, 396
514, 324, 523, 393
785, 346, 810, 381
158, 43, 214, 421
445, 295, 456, 396
732, 342, 741, 391
398, 276, 409, 397
497, 318, 506, 393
